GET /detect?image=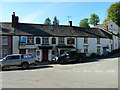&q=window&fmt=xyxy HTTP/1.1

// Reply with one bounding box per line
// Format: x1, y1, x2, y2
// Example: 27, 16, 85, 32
84, 45, 88, 53
58, 37, 64, 44
84, 38, 88, 44
52, 38, 56, 44
6, 55, 20, 60
42, 37, 49, 45
2, 36, 8, 45
36, 37, 41, 44
2, 49, 7, 58
97, 46, 101, 54
67, 38, 75, 45
97, 38, 100, 44
27, 36, 34, 44
28, 49, 36, 57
